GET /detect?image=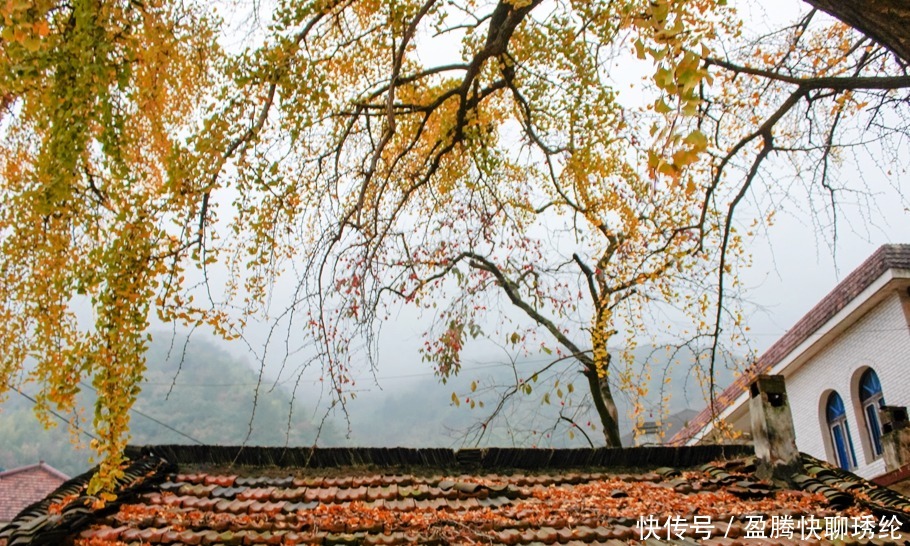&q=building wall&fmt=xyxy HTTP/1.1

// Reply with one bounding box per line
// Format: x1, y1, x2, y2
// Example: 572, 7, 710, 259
787, 290, 910, 479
